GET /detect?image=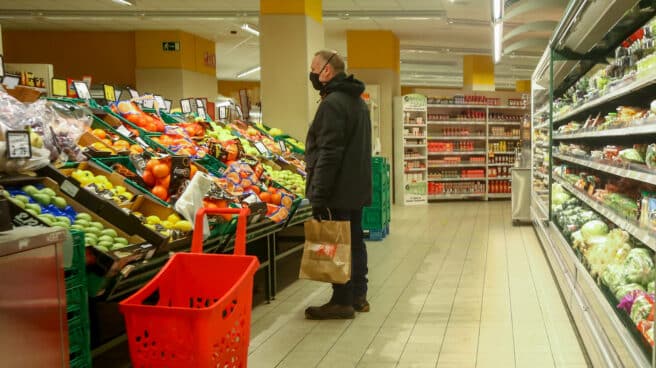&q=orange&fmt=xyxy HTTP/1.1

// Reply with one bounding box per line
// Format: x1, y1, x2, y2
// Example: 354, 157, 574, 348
142, 170, 155, 187
250, 185, 261, 195
152, 185, 168, 201
146, 159, 159, 172
190, 165, 198, 178
268, 187, 277, 194
157, 175, 171, 189
260, 192, 271, 203
153, 164, 170, 179
271, 192, 282, 205
92, 129, 106, 139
